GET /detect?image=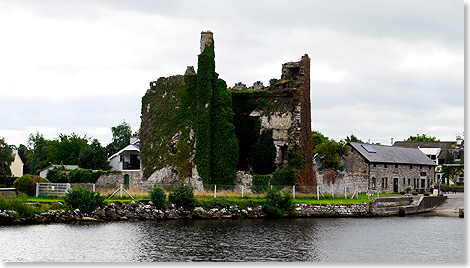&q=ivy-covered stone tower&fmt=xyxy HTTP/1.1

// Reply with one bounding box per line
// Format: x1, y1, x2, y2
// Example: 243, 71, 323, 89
140, 31, 238, 187
140, 31, 315, 189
